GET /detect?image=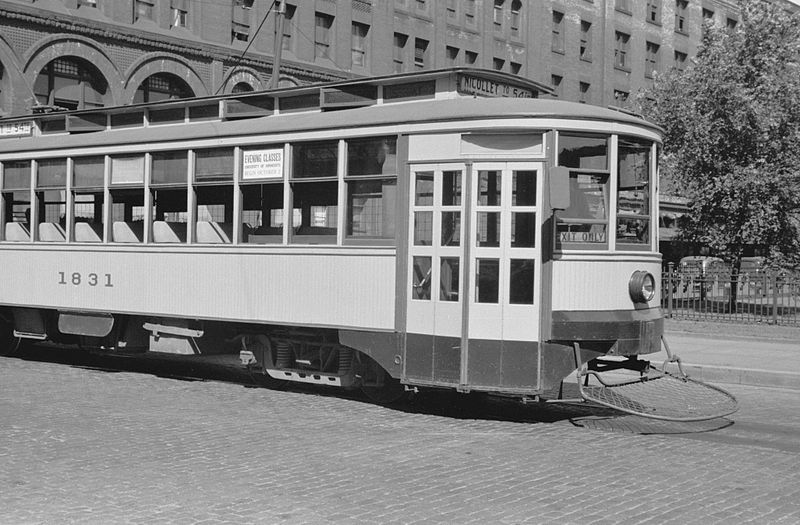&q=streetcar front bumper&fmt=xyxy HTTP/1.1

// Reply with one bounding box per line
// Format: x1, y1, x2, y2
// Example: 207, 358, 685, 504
550, 307, 663, 356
